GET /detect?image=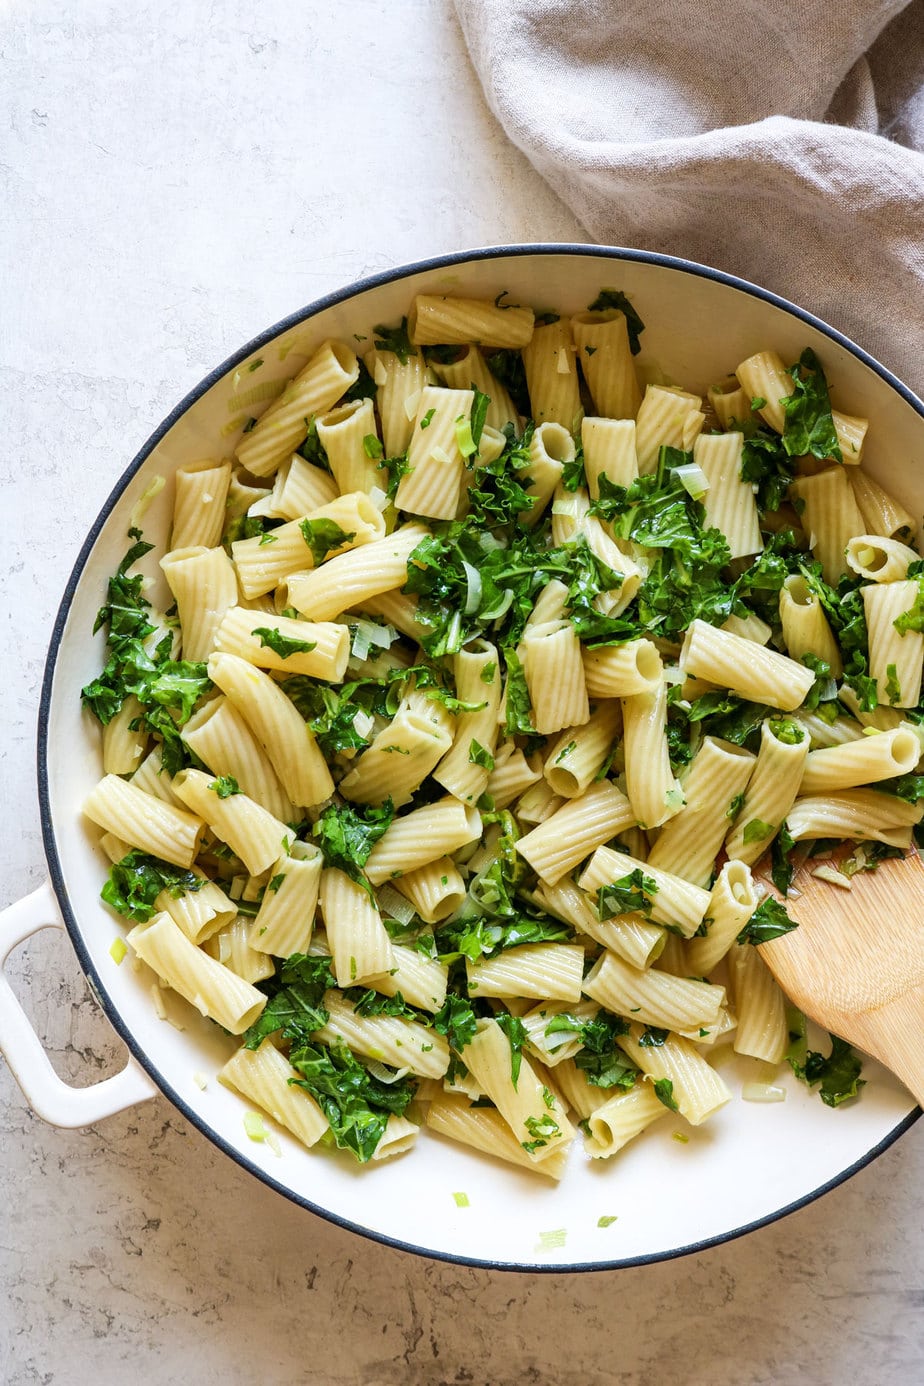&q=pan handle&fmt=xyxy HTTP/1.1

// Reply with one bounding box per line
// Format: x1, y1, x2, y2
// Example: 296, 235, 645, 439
0, 881, 158, 1126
